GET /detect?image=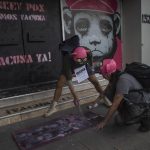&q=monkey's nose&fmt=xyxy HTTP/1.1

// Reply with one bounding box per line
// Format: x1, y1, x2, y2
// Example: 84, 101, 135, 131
89, 40, 101, 46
